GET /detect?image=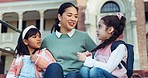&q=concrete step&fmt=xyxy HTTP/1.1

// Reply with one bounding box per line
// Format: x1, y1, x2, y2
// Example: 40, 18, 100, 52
132, 70, 148, 78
